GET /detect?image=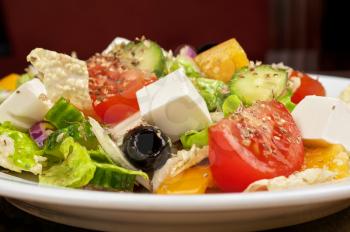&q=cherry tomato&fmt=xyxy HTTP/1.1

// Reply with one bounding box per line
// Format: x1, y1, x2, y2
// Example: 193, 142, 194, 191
291, 71, 326, 104
208, 100, 304, 192
87, 54, 156, 124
